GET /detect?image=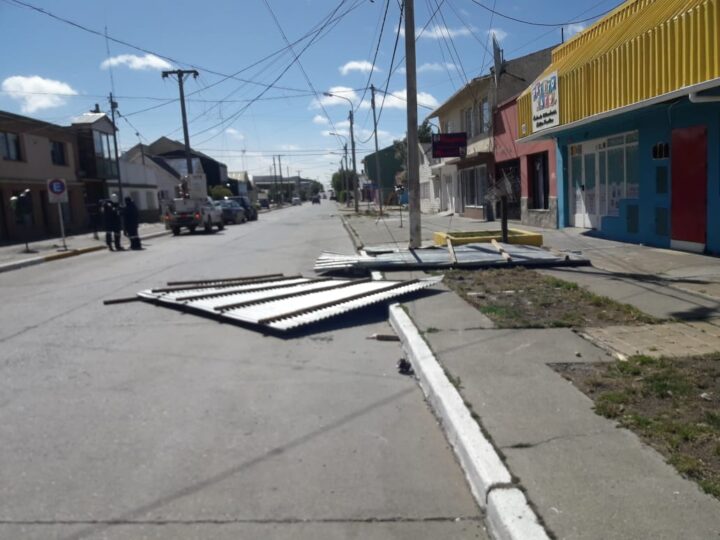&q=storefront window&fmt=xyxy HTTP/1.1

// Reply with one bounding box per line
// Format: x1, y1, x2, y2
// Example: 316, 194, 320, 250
607, 147, 625, 216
